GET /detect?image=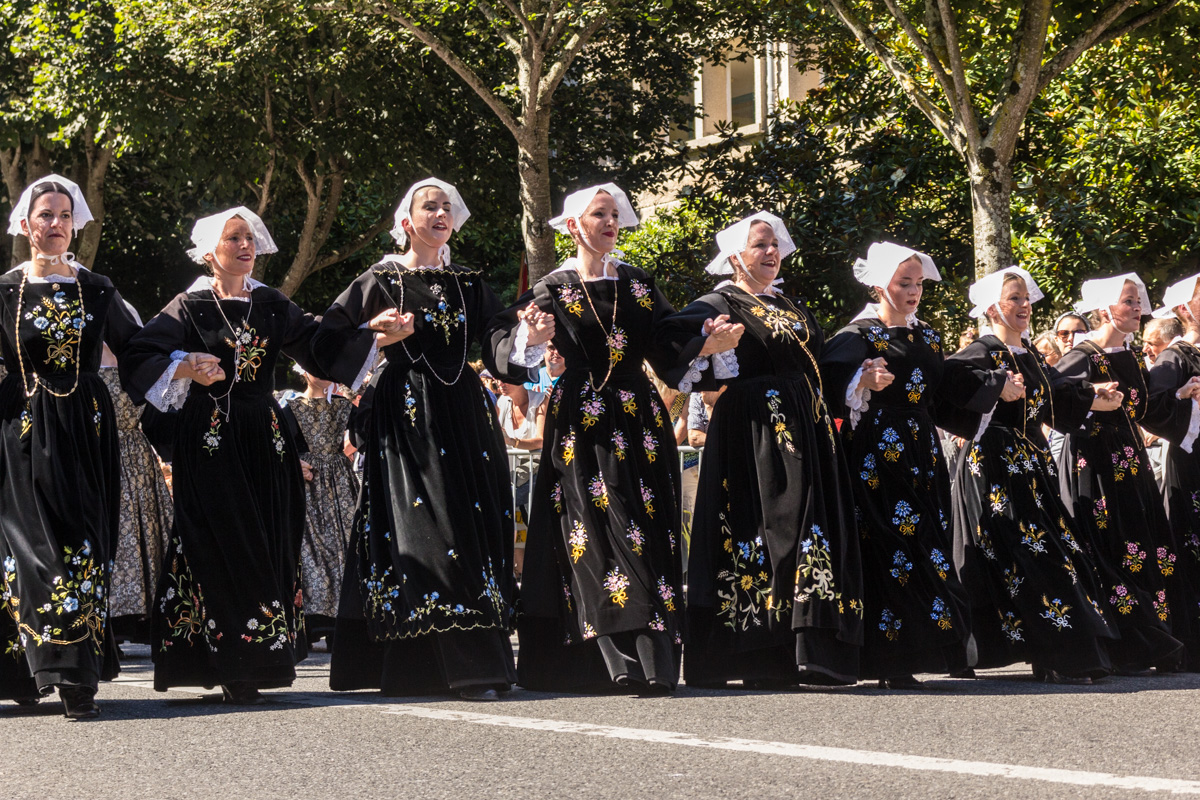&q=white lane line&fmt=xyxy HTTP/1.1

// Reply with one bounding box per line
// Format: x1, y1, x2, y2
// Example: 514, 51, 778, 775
379, 705, 1200, 795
